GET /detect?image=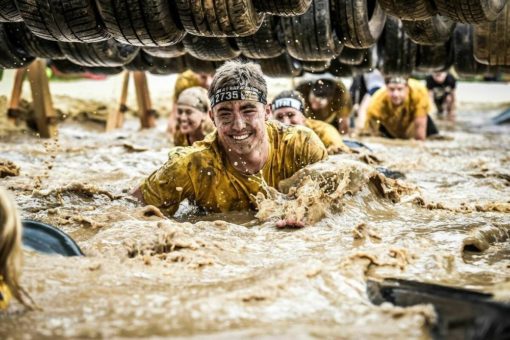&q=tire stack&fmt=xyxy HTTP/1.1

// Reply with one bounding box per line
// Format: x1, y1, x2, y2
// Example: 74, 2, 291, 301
0, 0, 508, 79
